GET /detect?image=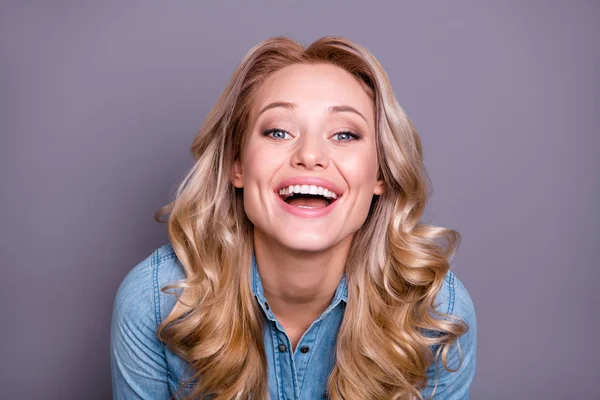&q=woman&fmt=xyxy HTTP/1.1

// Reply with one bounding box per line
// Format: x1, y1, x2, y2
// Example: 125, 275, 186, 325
110, 36, 476, 400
